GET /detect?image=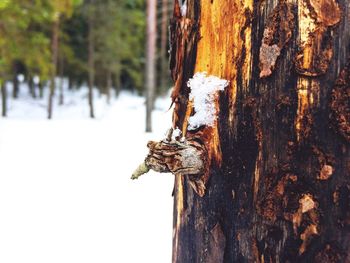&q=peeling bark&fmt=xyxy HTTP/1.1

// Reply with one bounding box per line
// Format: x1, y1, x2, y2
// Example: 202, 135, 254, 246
259, 2, 295, 78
